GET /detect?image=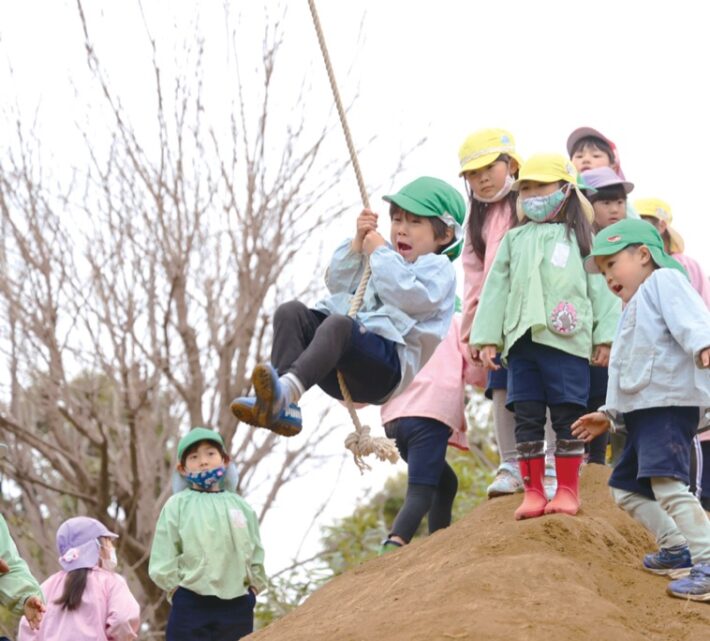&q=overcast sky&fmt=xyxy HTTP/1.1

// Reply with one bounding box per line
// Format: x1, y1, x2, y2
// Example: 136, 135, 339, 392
2, 0, 709, 573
